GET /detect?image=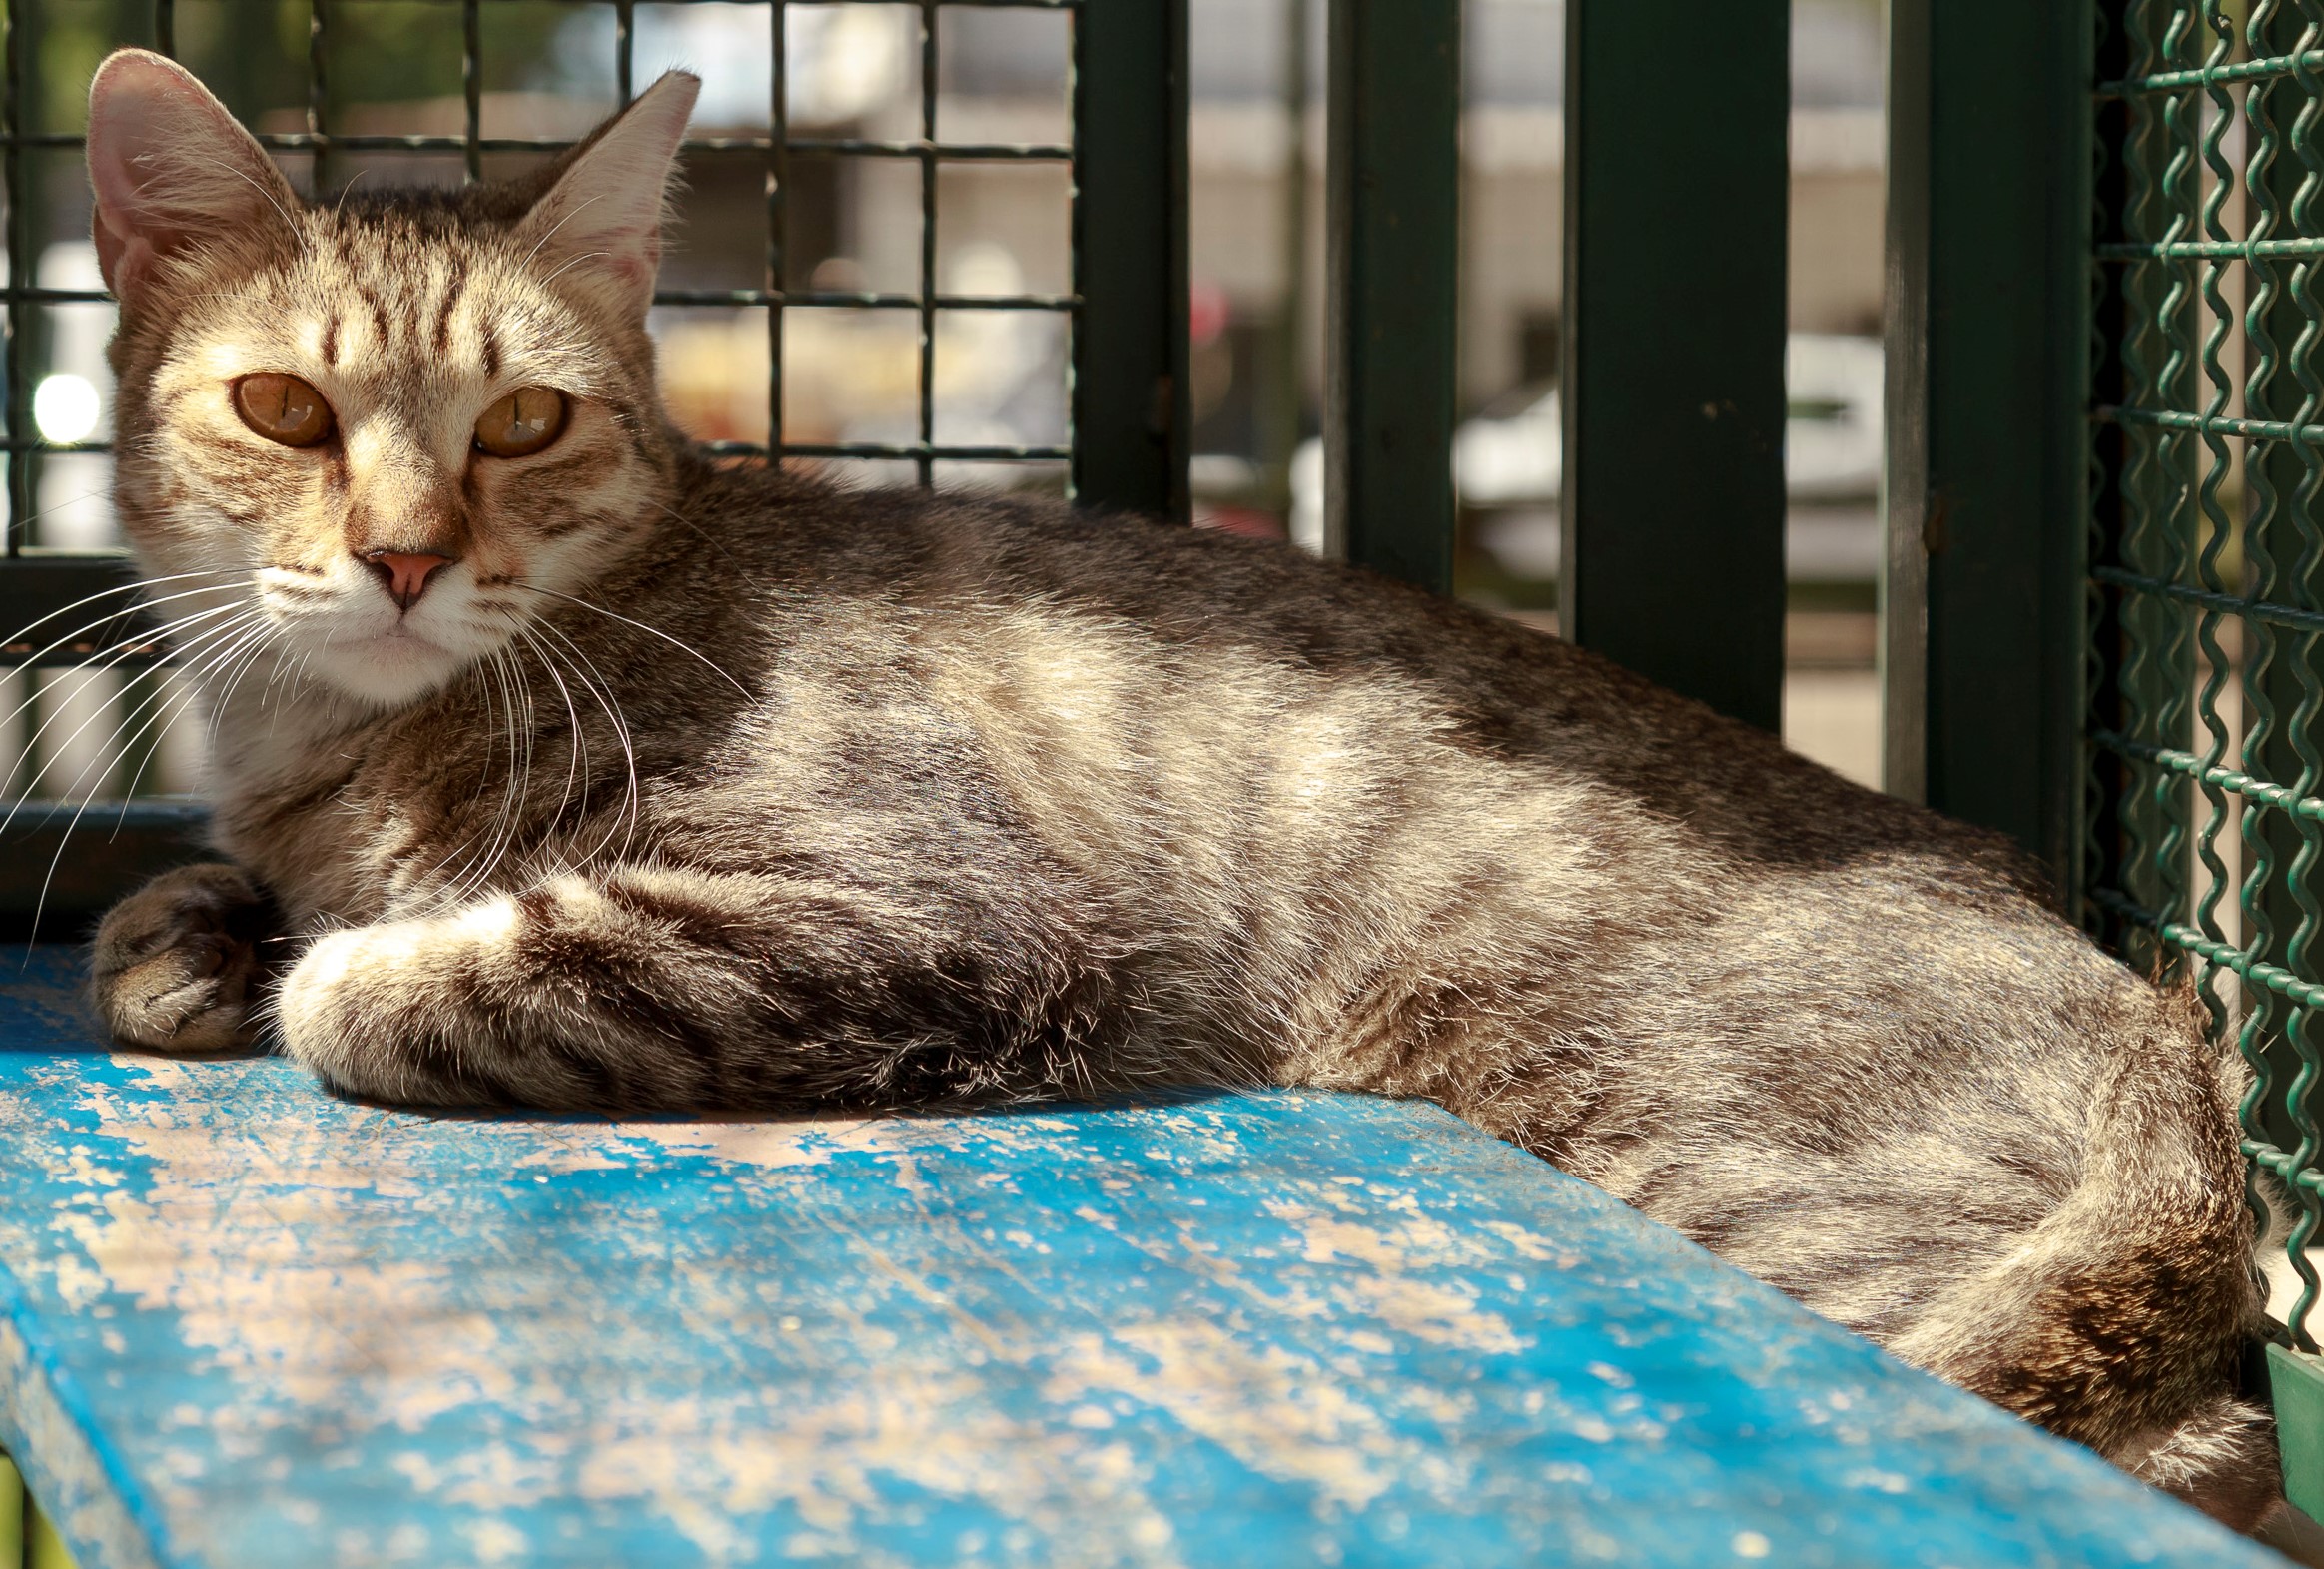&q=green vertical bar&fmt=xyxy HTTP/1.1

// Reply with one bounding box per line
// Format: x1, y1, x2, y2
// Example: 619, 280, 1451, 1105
915, 0, 939, 489
0, 1452, 22, 1568
308, 0, 328, 193
1256, 0, 1309, 517
461, 0, 481, 185
615, 0, 633, 103
1559, 0, 1789, 732
1069, 0, 1189, 521
766, 0, 787, 457
1885, 0, 2094, 892
4, 0, 37, 557
25, 1489, 71, 1569
1321, 0, 1459, 594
